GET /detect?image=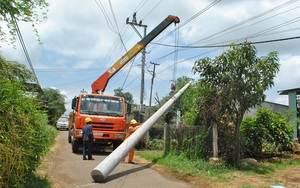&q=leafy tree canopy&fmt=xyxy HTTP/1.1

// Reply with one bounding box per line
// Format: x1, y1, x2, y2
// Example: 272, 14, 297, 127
155, 76, 193, 124
37, 88, 66, 126
193, 42, 279, 117
114, 87, 134, 104
192, 42, 280, 164
0, 55, 36, 83
0, 0, 49, 46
